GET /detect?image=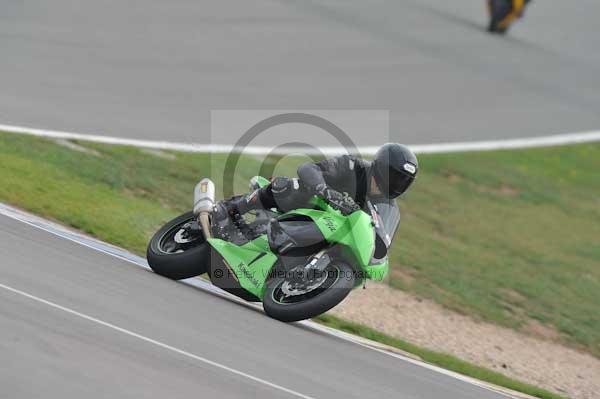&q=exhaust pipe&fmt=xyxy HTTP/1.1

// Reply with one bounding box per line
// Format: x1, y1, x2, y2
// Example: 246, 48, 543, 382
193, 178, 215, 239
